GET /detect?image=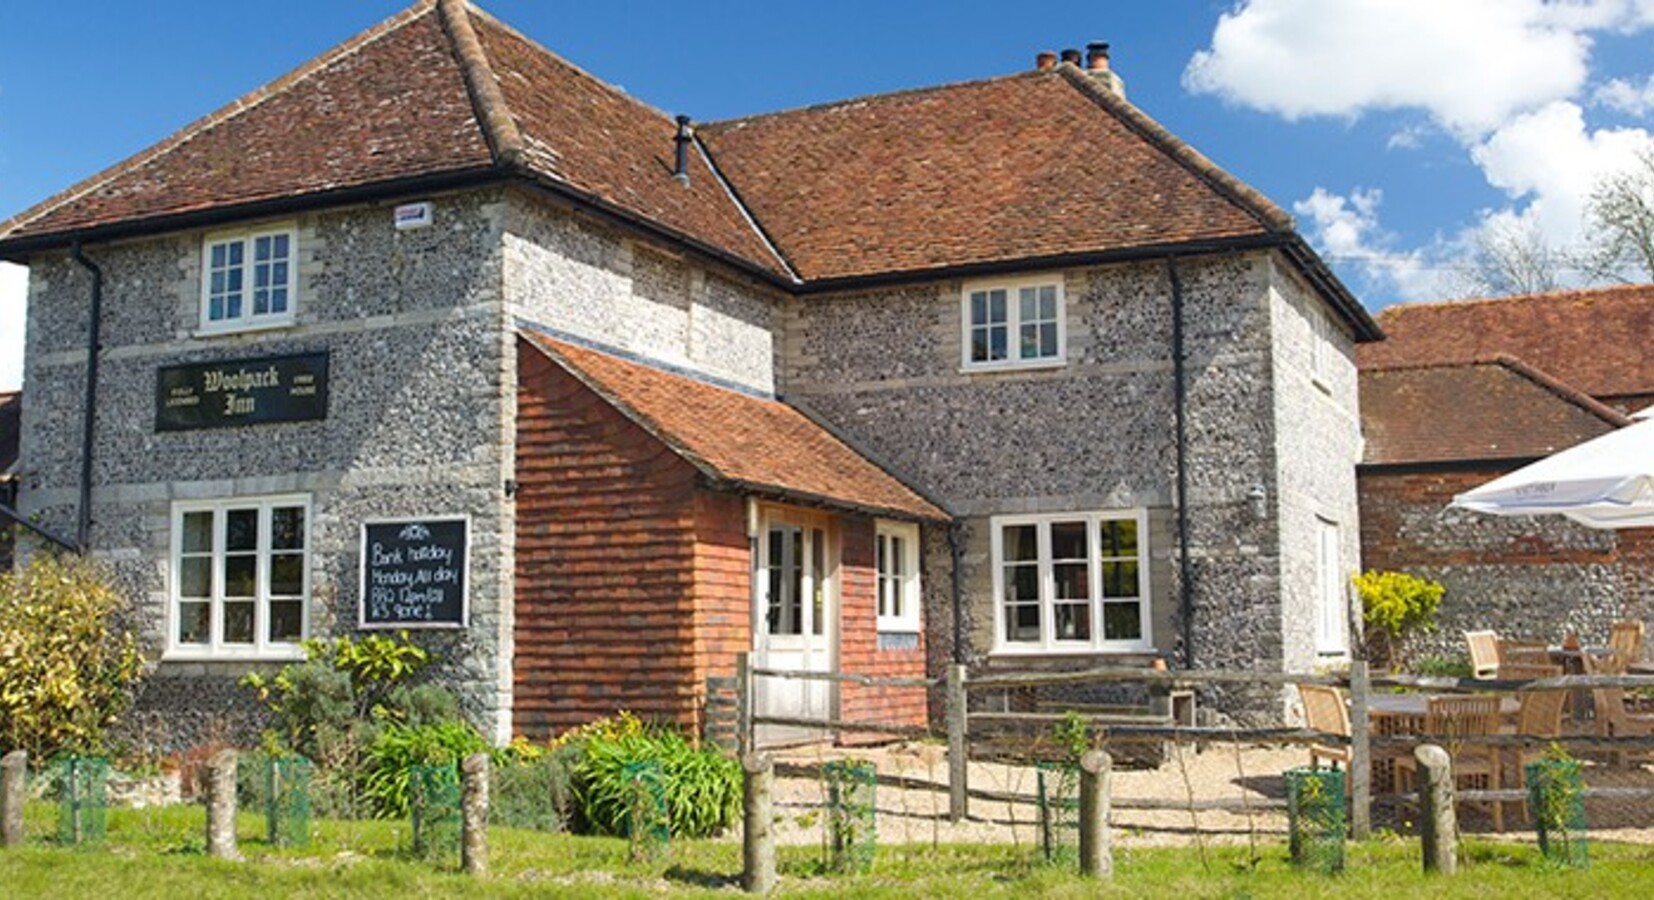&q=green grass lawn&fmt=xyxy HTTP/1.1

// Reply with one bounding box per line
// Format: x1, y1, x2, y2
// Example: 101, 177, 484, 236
4, 801, 1654, 898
